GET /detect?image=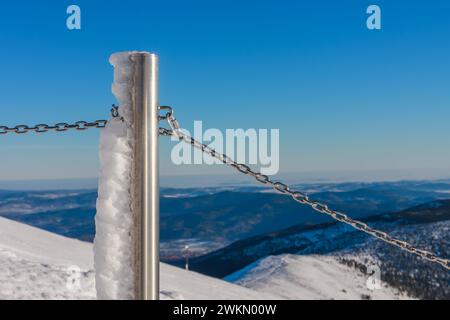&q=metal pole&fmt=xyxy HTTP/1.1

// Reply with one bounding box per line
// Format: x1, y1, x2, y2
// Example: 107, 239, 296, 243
184, 245, 190, 271
130, 52, 159, 300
